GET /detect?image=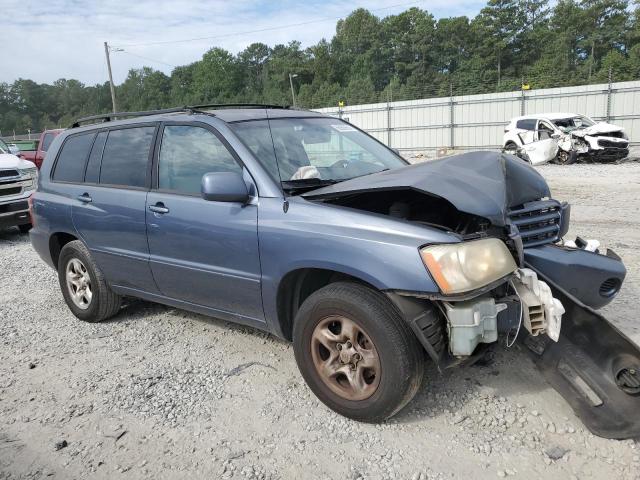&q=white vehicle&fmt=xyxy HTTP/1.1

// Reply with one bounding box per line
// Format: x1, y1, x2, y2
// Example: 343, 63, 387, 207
503, 113, 629, 165
0, 138, 38, 233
